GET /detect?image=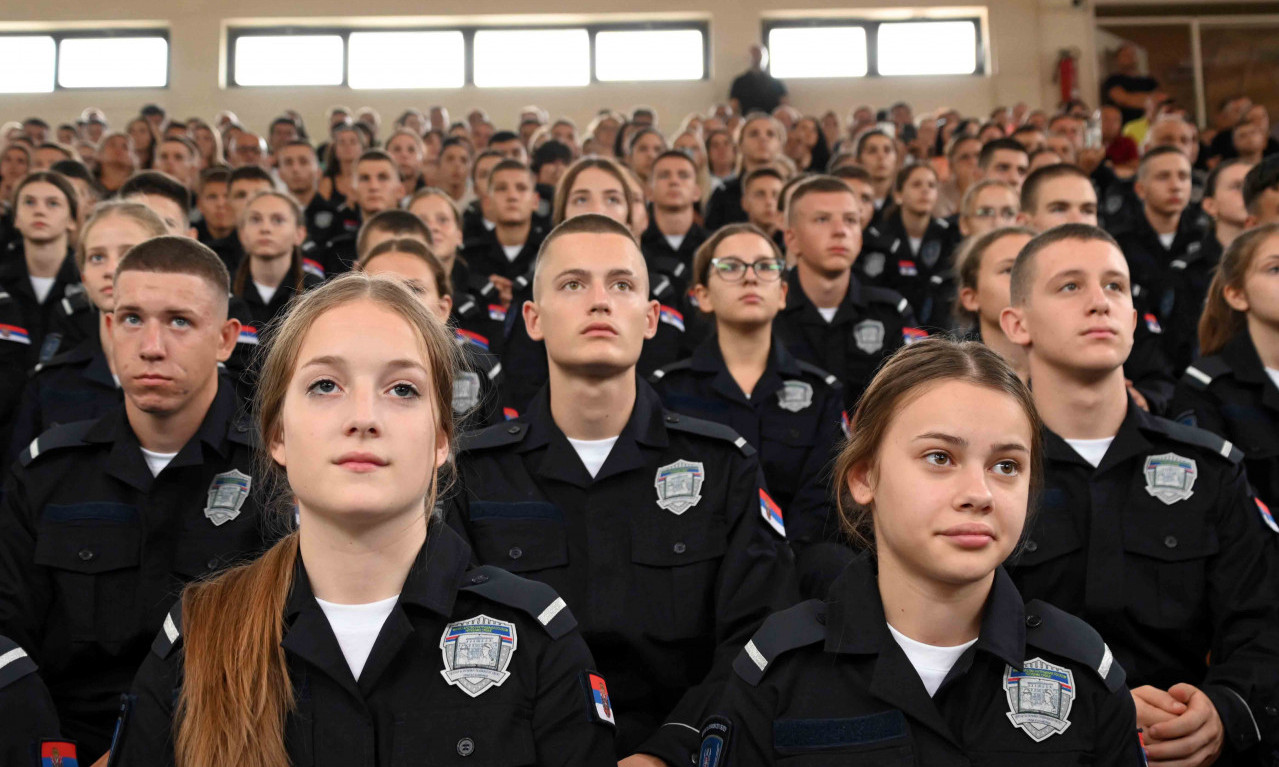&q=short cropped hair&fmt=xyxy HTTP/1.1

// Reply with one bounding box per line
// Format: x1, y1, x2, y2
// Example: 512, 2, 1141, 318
742, 166, 784, 191
979, 138, 1028, 170
489, 158, 533, 182
531, 213, 641, 300
119, 170, 192, 214
1204, 158, 1248, 199
356, 209, 432, 259
1008, 223, 1120, 306
1137, 145, 1189, 182
197, 166, 231, 195
228, 165, 275, 190
786, 175, 854, 226
1243, 155, 1279, 214
356, 149, 396, 169
1020, 163, 1090, 213
651, 149, 698, 174
115, 235, 231, 315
